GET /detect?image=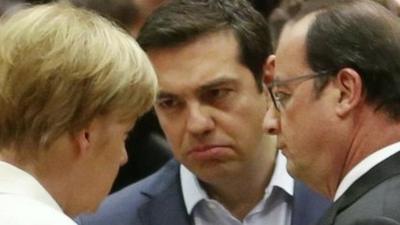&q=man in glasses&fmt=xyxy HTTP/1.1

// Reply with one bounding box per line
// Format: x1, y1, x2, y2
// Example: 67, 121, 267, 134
76, 1, 330, 225
264, 0, 400, 224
